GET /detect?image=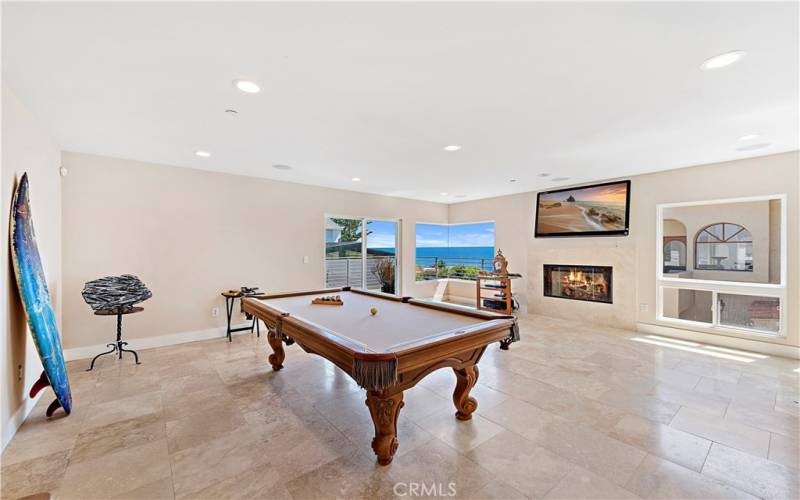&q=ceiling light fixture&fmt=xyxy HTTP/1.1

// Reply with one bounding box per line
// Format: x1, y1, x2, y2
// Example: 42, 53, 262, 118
233, 79, 261, 93
351, 177, 361, 182
736, 143, 771, 152
440, 192, 449, 196
195, 150, 211, 158
737, 134, 760, 141
537, 173, 551, 177
509, 179, 517, 183
225, 109, 238, 115
272, 164, 292, 170
700, 50, 746, 70
443, 145, 461, 152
